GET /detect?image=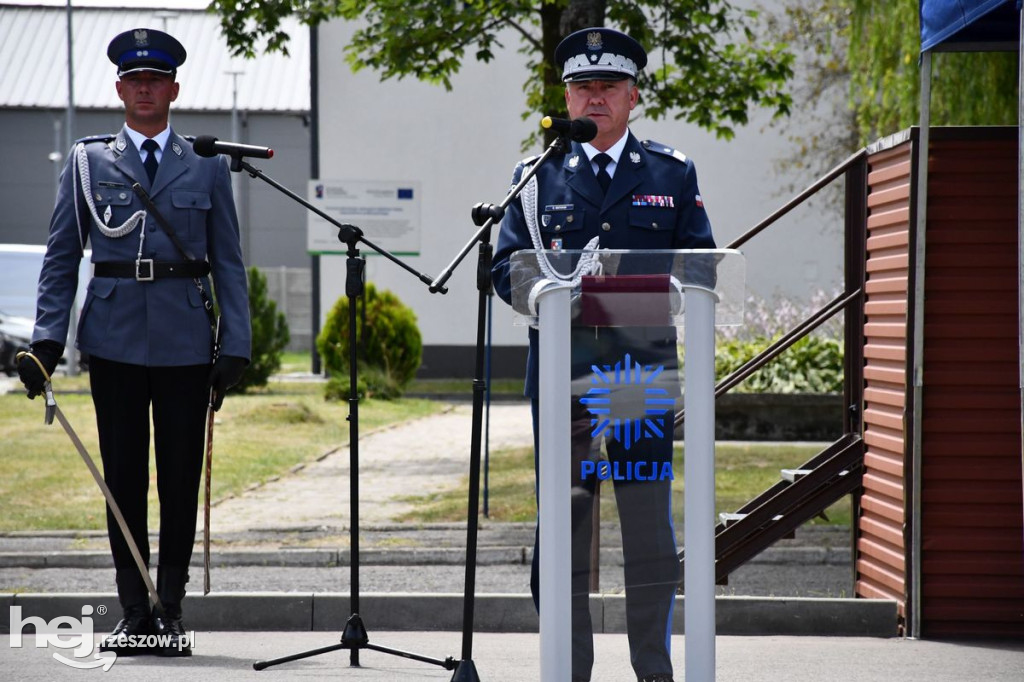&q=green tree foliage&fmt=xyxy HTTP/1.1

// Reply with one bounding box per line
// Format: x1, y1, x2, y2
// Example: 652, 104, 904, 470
848, 0, 1017, 146
210, 0, 794, 147
232, 266, 290, 393
316, 282, 422, 400
769, 0, 1018, 168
